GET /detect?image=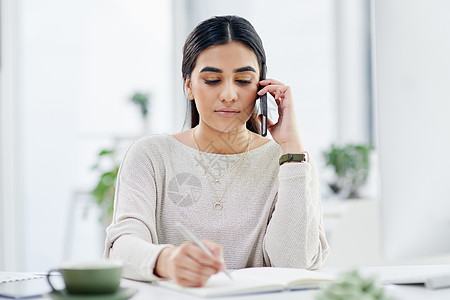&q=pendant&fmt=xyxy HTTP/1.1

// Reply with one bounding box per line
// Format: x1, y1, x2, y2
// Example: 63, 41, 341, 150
213, 202, 223, 210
